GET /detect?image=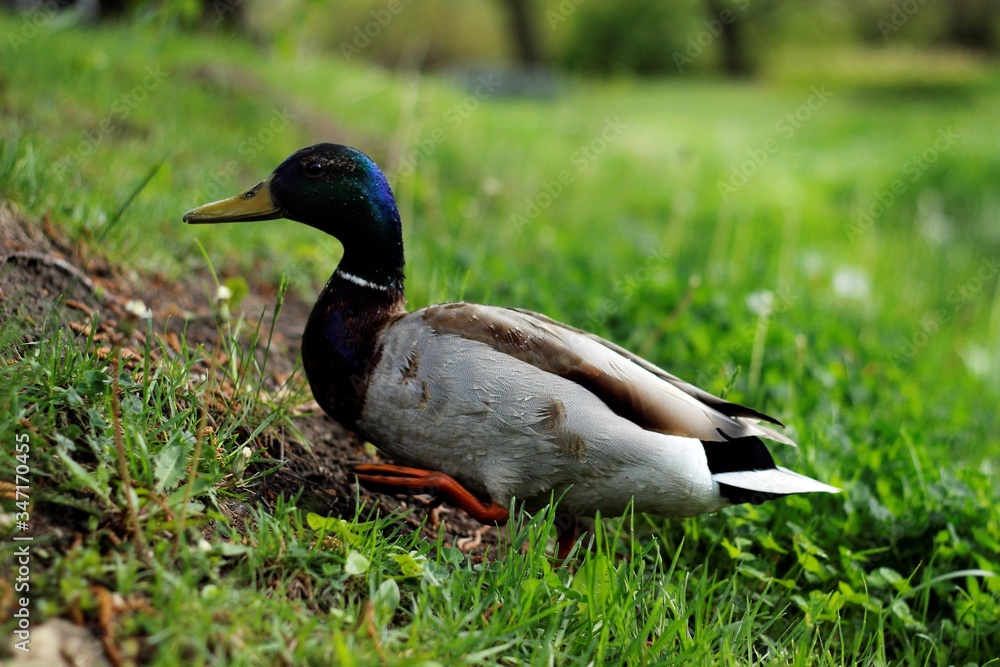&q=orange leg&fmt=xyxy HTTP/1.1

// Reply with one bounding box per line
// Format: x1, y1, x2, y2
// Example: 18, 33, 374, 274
353, 464, 509, 524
